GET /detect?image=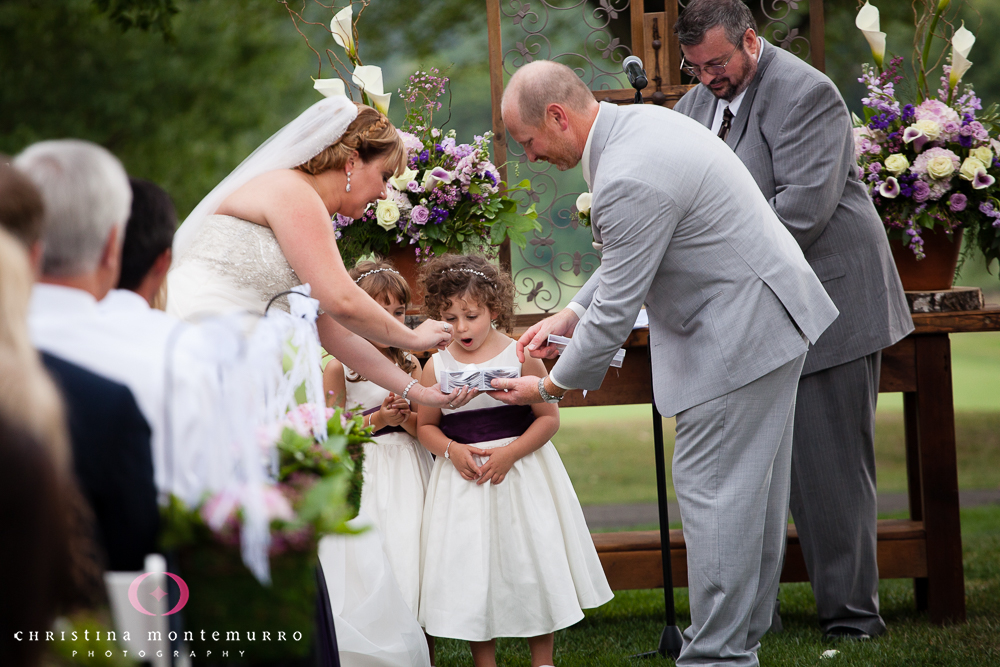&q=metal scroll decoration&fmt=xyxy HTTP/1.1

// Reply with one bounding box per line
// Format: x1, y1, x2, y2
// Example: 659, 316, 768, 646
501, 0, 816, 314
